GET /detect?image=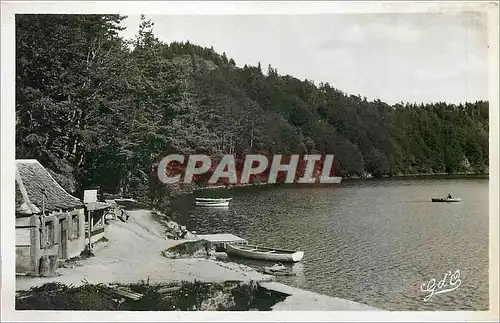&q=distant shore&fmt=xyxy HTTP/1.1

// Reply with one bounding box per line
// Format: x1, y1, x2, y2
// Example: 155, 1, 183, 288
344, 172, 488, 180
186, 172, 489, 192
182, 173, 489, 196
